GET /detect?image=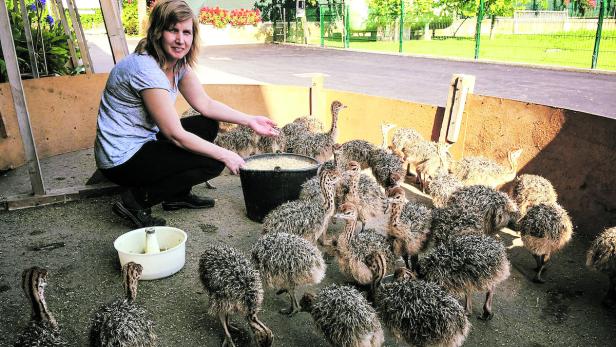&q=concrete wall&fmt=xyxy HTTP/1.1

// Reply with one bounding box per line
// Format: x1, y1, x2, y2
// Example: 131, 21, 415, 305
0, 74, 108, 171
0, 74, 614, 238
199, 23, 273, 45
